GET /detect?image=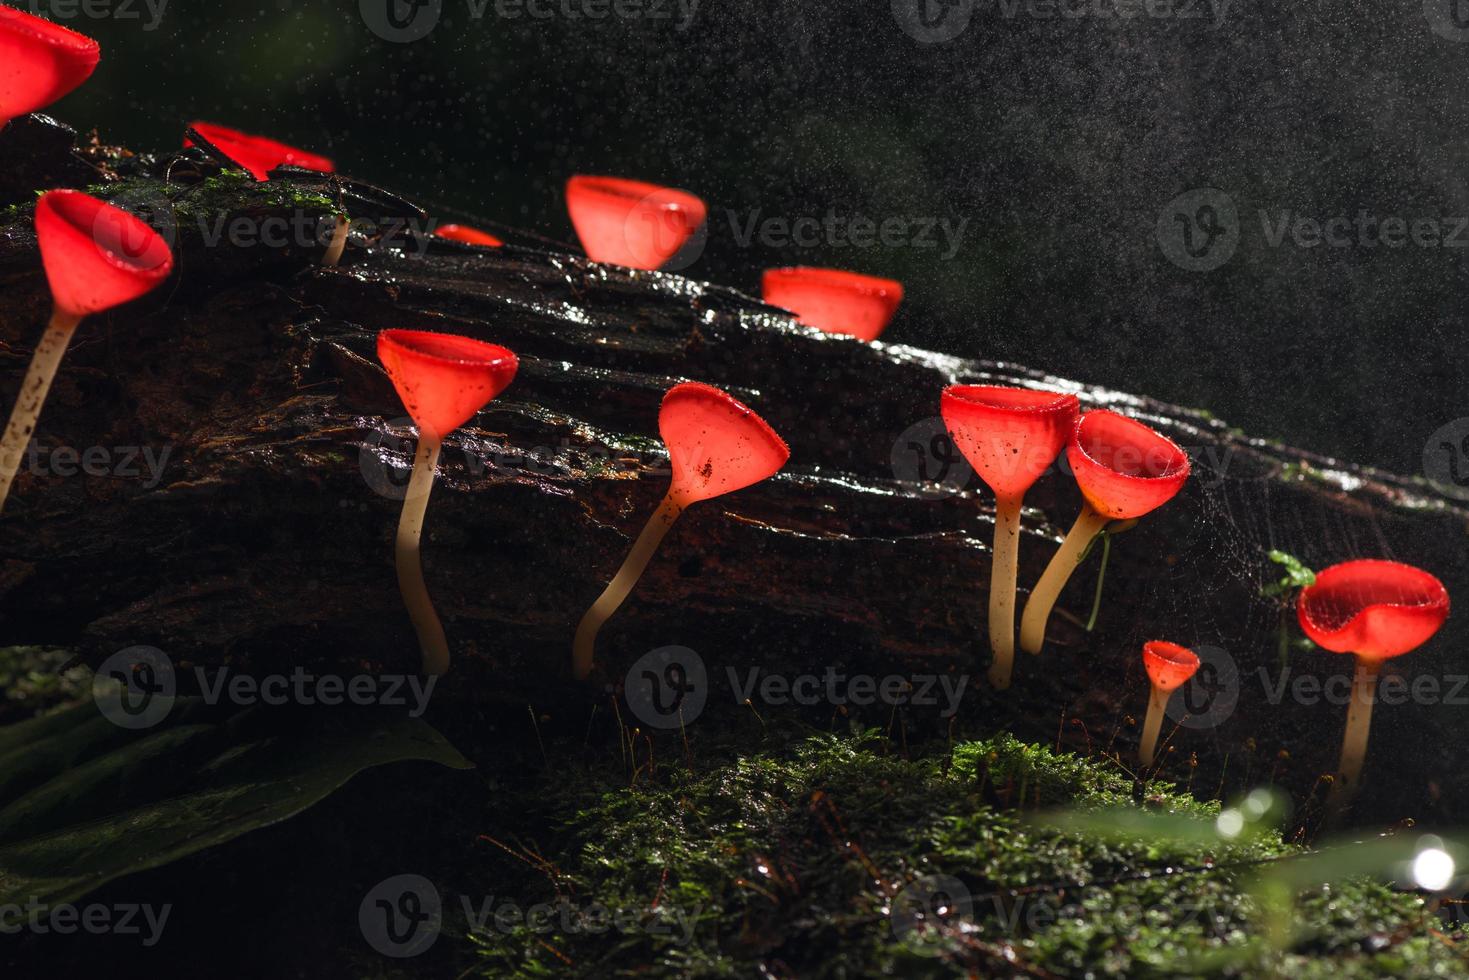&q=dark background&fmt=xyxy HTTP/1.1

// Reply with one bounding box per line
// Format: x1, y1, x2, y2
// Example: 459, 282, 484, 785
26, 0, 1469, 476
